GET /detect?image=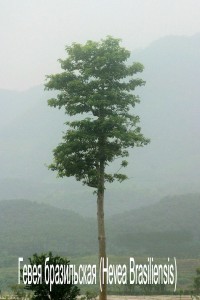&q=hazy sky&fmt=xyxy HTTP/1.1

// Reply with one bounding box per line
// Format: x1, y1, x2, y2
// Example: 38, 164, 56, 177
1, 0, 200, 90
